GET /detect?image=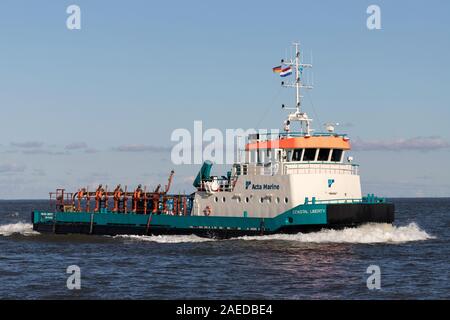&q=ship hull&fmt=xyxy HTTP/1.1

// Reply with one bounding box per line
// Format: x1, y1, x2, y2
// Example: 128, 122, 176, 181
32, 202, 394, 239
